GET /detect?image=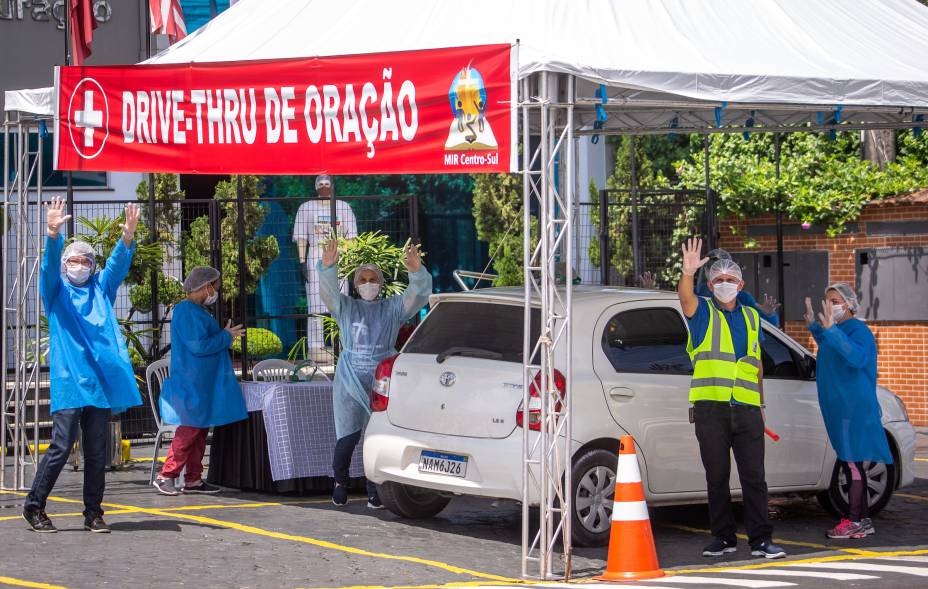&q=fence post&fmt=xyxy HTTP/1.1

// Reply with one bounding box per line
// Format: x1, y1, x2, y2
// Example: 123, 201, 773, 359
629, 136, 641, 283
704, 135, 718, 251
774, 134, 786, 320
148, 174, 160, 358
598, 188, 609, 285
409, 194, 420, 241
209, 199, 225, 328
236, 177, 248, 379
